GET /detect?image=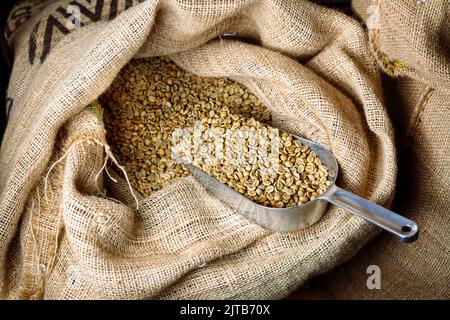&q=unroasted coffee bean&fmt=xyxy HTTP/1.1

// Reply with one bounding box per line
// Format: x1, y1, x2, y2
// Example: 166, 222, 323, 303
101, 56, 331, 208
